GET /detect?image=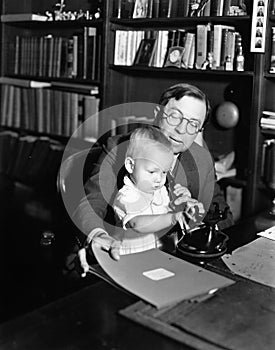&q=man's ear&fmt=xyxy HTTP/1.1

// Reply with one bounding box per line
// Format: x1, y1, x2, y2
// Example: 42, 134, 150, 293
125, 157, 135, 173
154, 105, 161, 118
